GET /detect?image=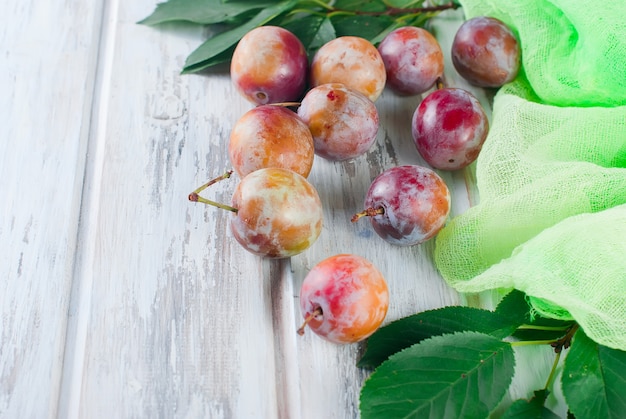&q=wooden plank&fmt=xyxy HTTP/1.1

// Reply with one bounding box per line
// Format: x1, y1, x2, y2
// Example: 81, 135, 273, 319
62, 2, 284, 417
0, 0, 103, 417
